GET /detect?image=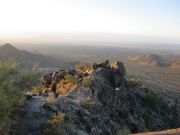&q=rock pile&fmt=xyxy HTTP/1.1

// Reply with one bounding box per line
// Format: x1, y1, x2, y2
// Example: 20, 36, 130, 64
40, 60, 127, 96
